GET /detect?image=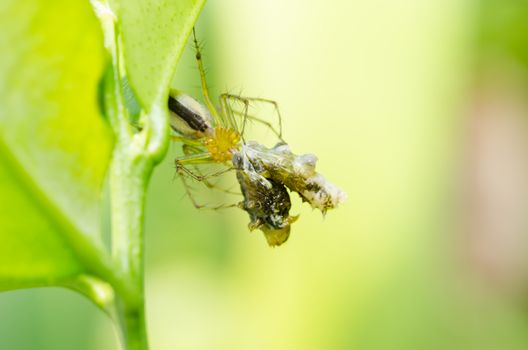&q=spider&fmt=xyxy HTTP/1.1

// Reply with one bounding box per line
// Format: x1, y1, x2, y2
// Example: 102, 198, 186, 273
169, 28, 346, 246
169, 28, 296, 246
